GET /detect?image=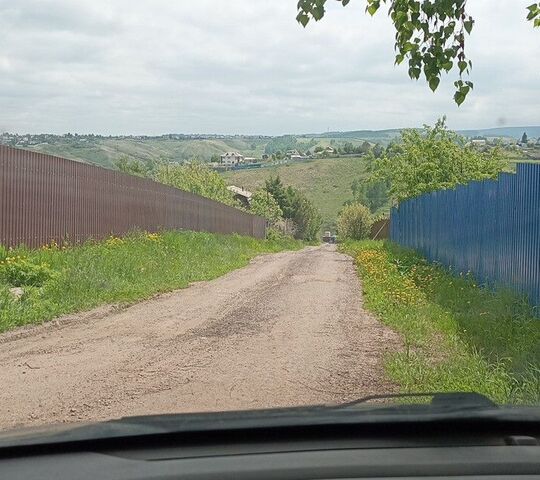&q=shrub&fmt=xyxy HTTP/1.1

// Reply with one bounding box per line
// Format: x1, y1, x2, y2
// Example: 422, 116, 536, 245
266, 227, 291, 242
337, 203, 372, 240
0, 245, 7, 262
264, 176, 322, 241
272, 218, 297, 238
249, 190, 283, 225
155, 163, 236, 206
0, 256, 56, 287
